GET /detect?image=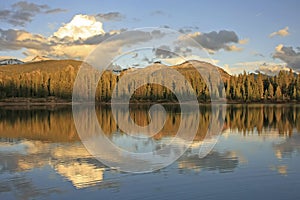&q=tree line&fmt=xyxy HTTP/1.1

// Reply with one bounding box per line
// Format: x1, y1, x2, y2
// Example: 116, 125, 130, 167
225, 70, 300, 102
0, 60, 300, 102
